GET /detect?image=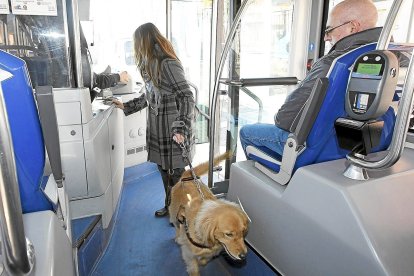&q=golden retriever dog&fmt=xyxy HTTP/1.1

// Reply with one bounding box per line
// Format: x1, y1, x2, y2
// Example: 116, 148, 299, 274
169, 153, 249, 276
